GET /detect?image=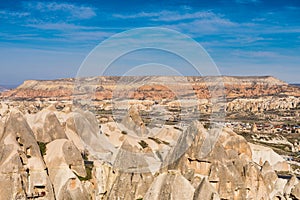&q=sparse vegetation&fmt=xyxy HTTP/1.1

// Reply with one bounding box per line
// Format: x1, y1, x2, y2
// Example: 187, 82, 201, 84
81, 150, 89, 160
148, 137, 161, 144
121, 130, 128, 135
37, 142, 47, 156
77, 163, 93, 181
148, 137, 170, 146
204, 123, 210, 129
138, 140, 148, 149
96, 109, 113, 115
